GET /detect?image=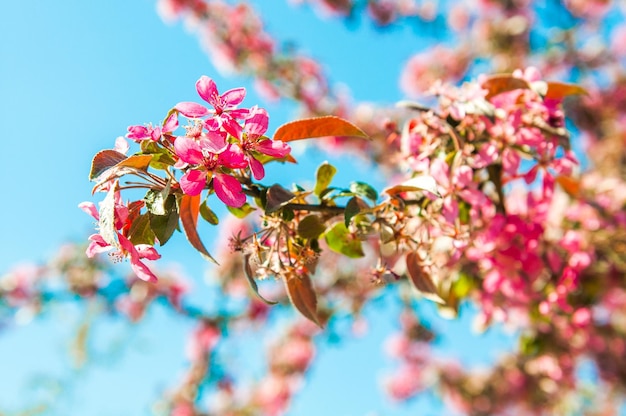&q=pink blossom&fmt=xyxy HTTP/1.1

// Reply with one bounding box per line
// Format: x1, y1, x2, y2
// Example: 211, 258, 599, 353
564, 0, 610, 18
238, 107, 291, 180
213, 173, 246, 208
176, 76, 249, 138
126, 124, 161, 142
400, 47, 469, 97
79, 199, 161, 282
186, 322, 221, 361
272, 338, 315, 372
254, 78, 281, 102
254, 374, 292, 416
611, 24, 626, 57
174, 135, 247, 207
114, 137, 129, 154
126, 113, 178, 142
367, 0, 396, 26
384, 364, 423, 401
0, 263, 43, 307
